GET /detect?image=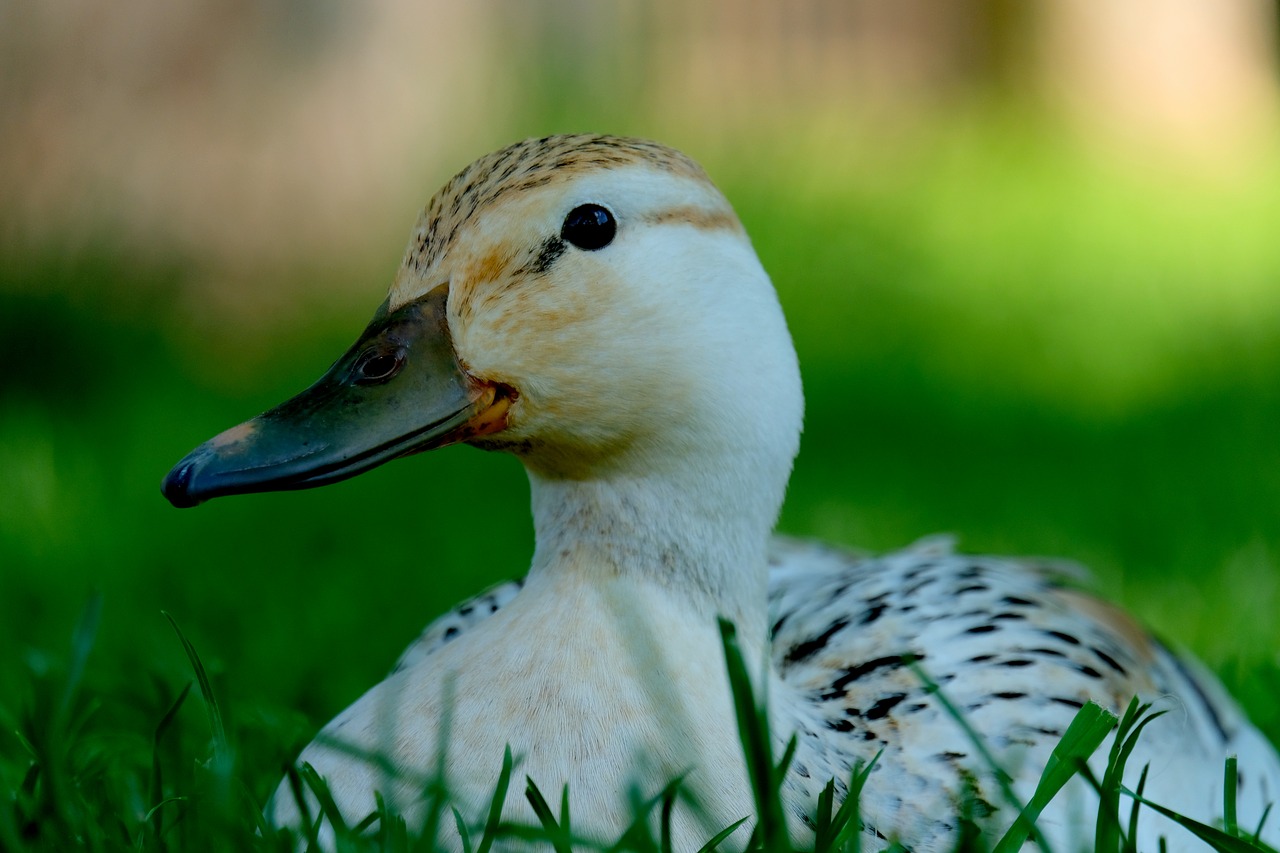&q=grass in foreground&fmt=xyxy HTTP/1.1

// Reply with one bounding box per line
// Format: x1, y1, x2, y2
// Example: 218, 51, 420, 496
2, 603, 1276, 852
